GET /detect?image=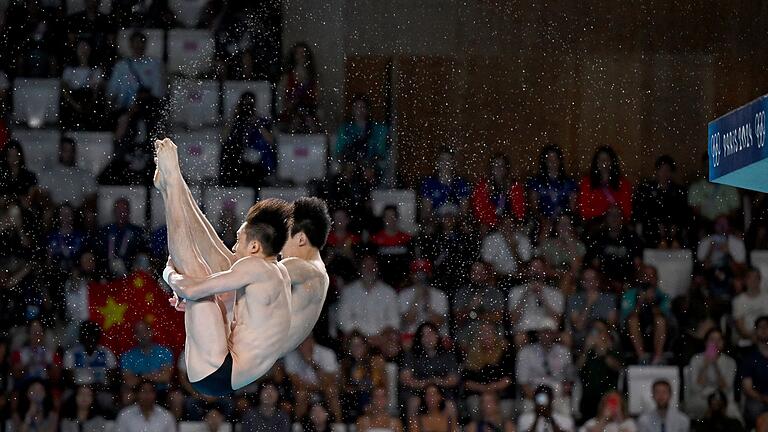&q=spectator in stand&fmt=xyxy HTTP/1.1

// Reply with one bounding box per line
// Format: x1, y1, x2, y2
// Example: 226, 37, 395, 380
462, 321, 515, 420
321, 160, 375, 230
60, 385, 108, 432
371, 205, 413, 289
120, 321, 173, 392
576, 320, 623, 421
284, 335, 343, 421
688, 152, 740, 226
621, 264, 671, 364
579, 391, 636, 432
46, 203, 84, 273
356, 386, 404, 432
471, 153, 527, 229
517, 384, 574, 432
454, 261, 506, 346
61, 39, 108, 131
401, 322, 460, 419
279, 42, 319, 133
481, 214, 533, 285
63, 321, 116, 411
100, 197, 146, 278
578, 146, 633, 223
0, 140, 38, 199
741, 316, 768, 427
3, 0, 62, 77
537, 214, 586, 275
11, 320, 61, 383
508, 257, 565, 344
335, 94, 389, 177
567, 268, 618, 350
733, 267, 768, 349
66, 0, 116, 68
10, 379, 58, 432
339, 332, 387, 422
410, 384, 459, 432
399, 259, 449, 339
433, 207, 482, 292
585, 205, 643, 287
692, 390, 744, 432
697, 215, 746, 301
633, 155, 689, 247
61, 252, 100, 345
527, 144, 577, 221
326, 208, 361, 260
114, 381, 175, 432
465, 391, 516, 432
685, 328, 739, 420
516, 325, 574, 416
637, 380, 690, 432
420, 148, 472, 215
38, 136, 97, 206
241, 380, 291, 432
336, 254, 400, 341
107, 31, 164, 113
219, 91, 277, 187
302, 401, 334, 432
